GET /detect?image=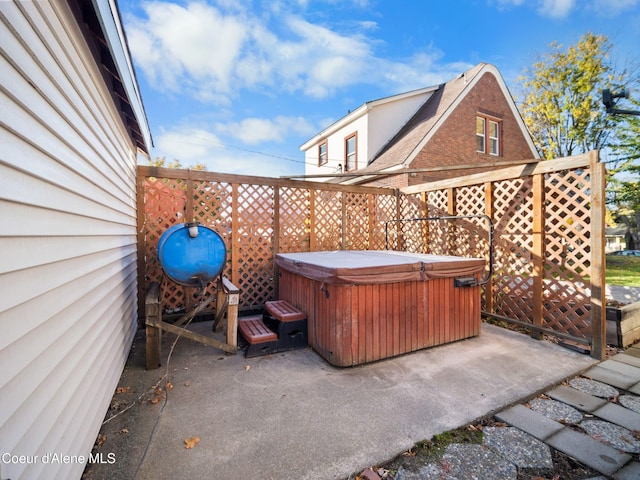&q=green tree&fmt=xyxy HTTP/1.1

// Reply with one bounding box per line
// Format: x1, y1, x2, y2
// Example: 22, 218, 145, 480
148, 156, 207, 170
609, 98, 640, 167
517, 32, 625, 160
